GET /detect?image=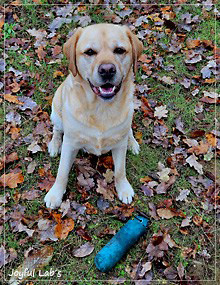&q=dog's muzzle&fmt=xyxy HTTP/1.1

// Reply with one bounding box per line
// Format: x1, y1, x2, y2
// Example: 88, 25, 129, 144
88, 80, 122, 101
